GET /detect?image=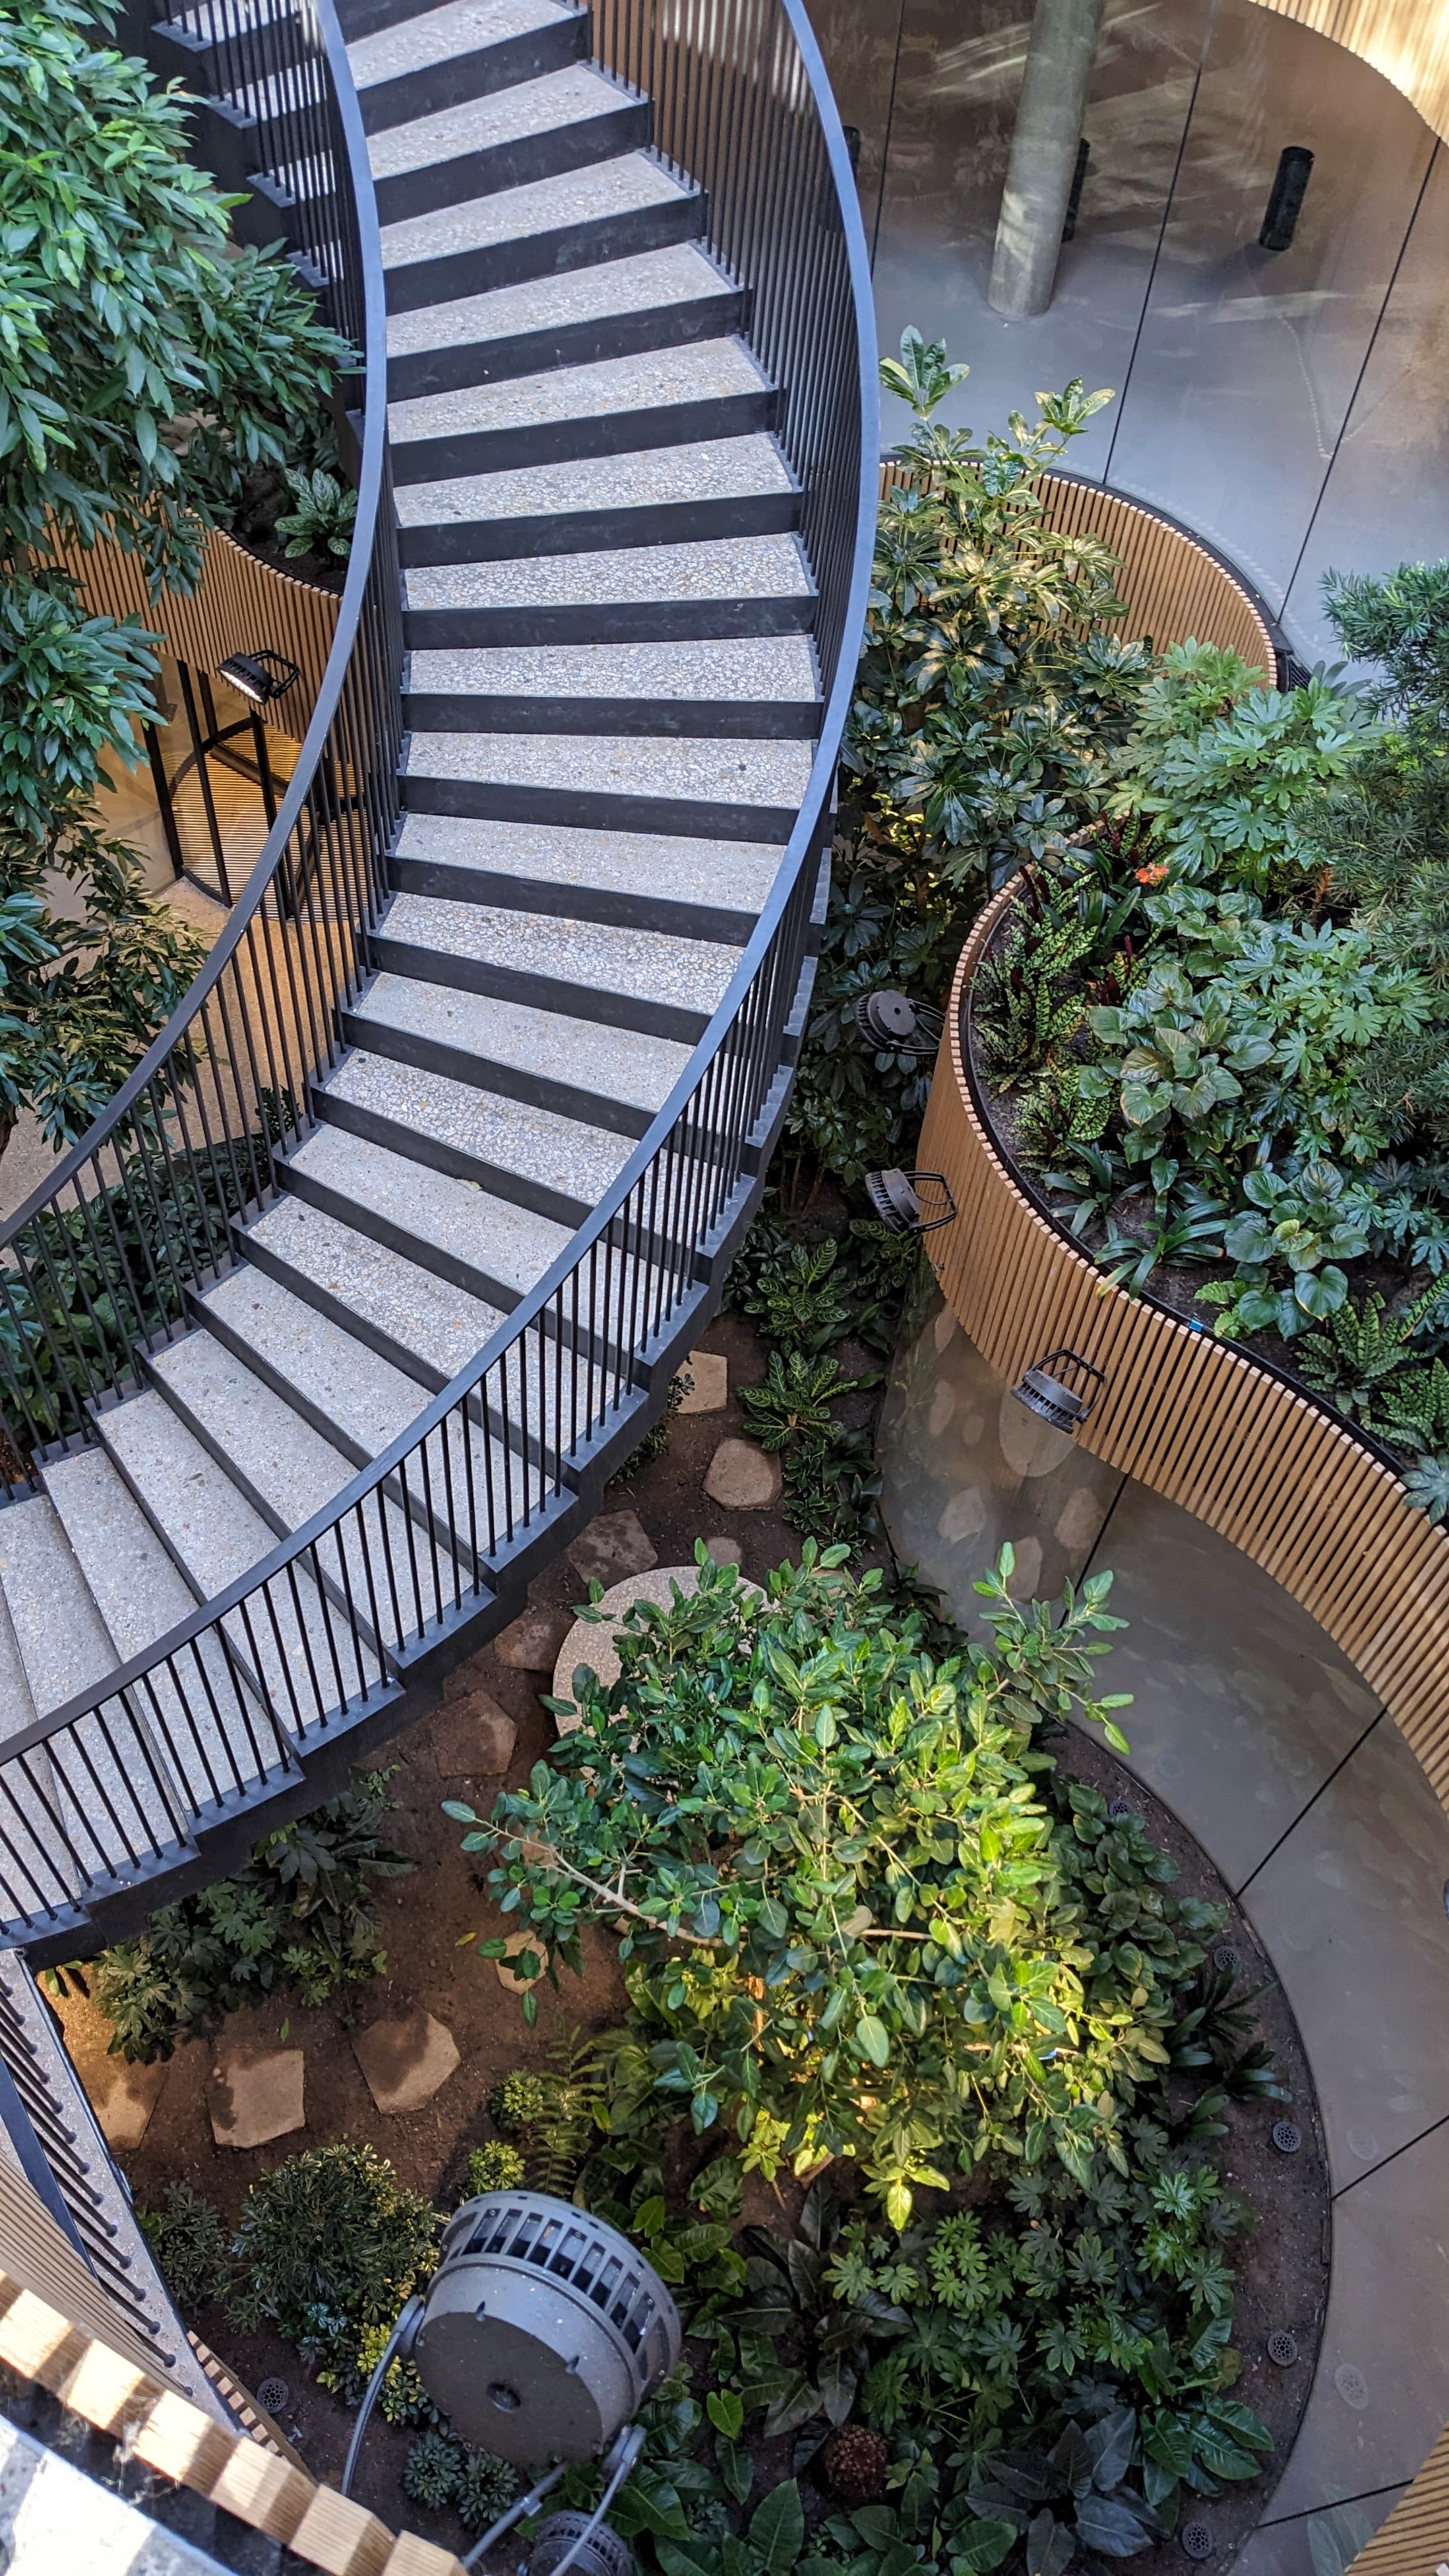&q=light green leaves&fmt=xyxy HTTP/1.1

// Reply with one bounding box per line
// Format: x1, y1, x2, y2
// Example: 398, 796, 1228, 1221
879, 324, 970, 424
